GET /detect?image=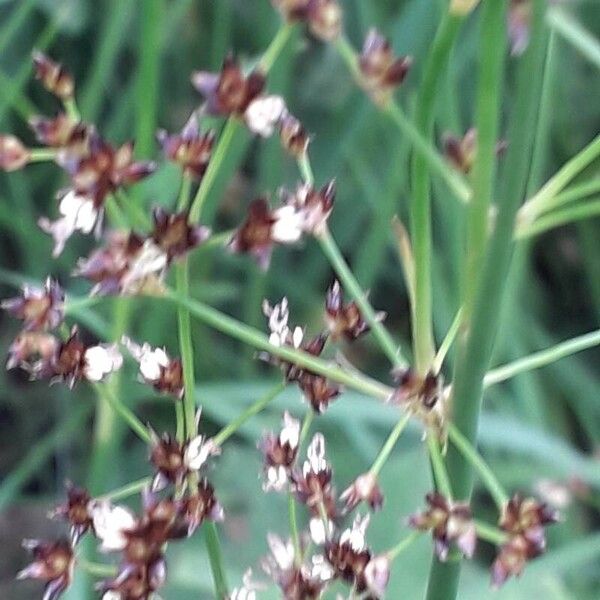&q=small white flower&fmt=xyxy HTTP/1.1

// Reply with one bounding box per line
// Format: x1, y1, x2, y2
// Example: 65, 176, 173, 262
280, 412, 300, 449
339, 514, 370, 552
102, 592, 122, 600
89, 501, 136, 552
309, 554, 334, 582
305, 433, 328, 476
39, 191, 100, 257
83, 344, 123, 382
309, 517, 334, 545
364, 554, 391, 597
271, 205, 304, 244
244, 95, 286, 137
120, 239, 168, 294
230, 569, 263, 600
266, 533, 295, 571
122, 337, 170, 383
184, 434, 220, 471
264, 465, 289, 492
